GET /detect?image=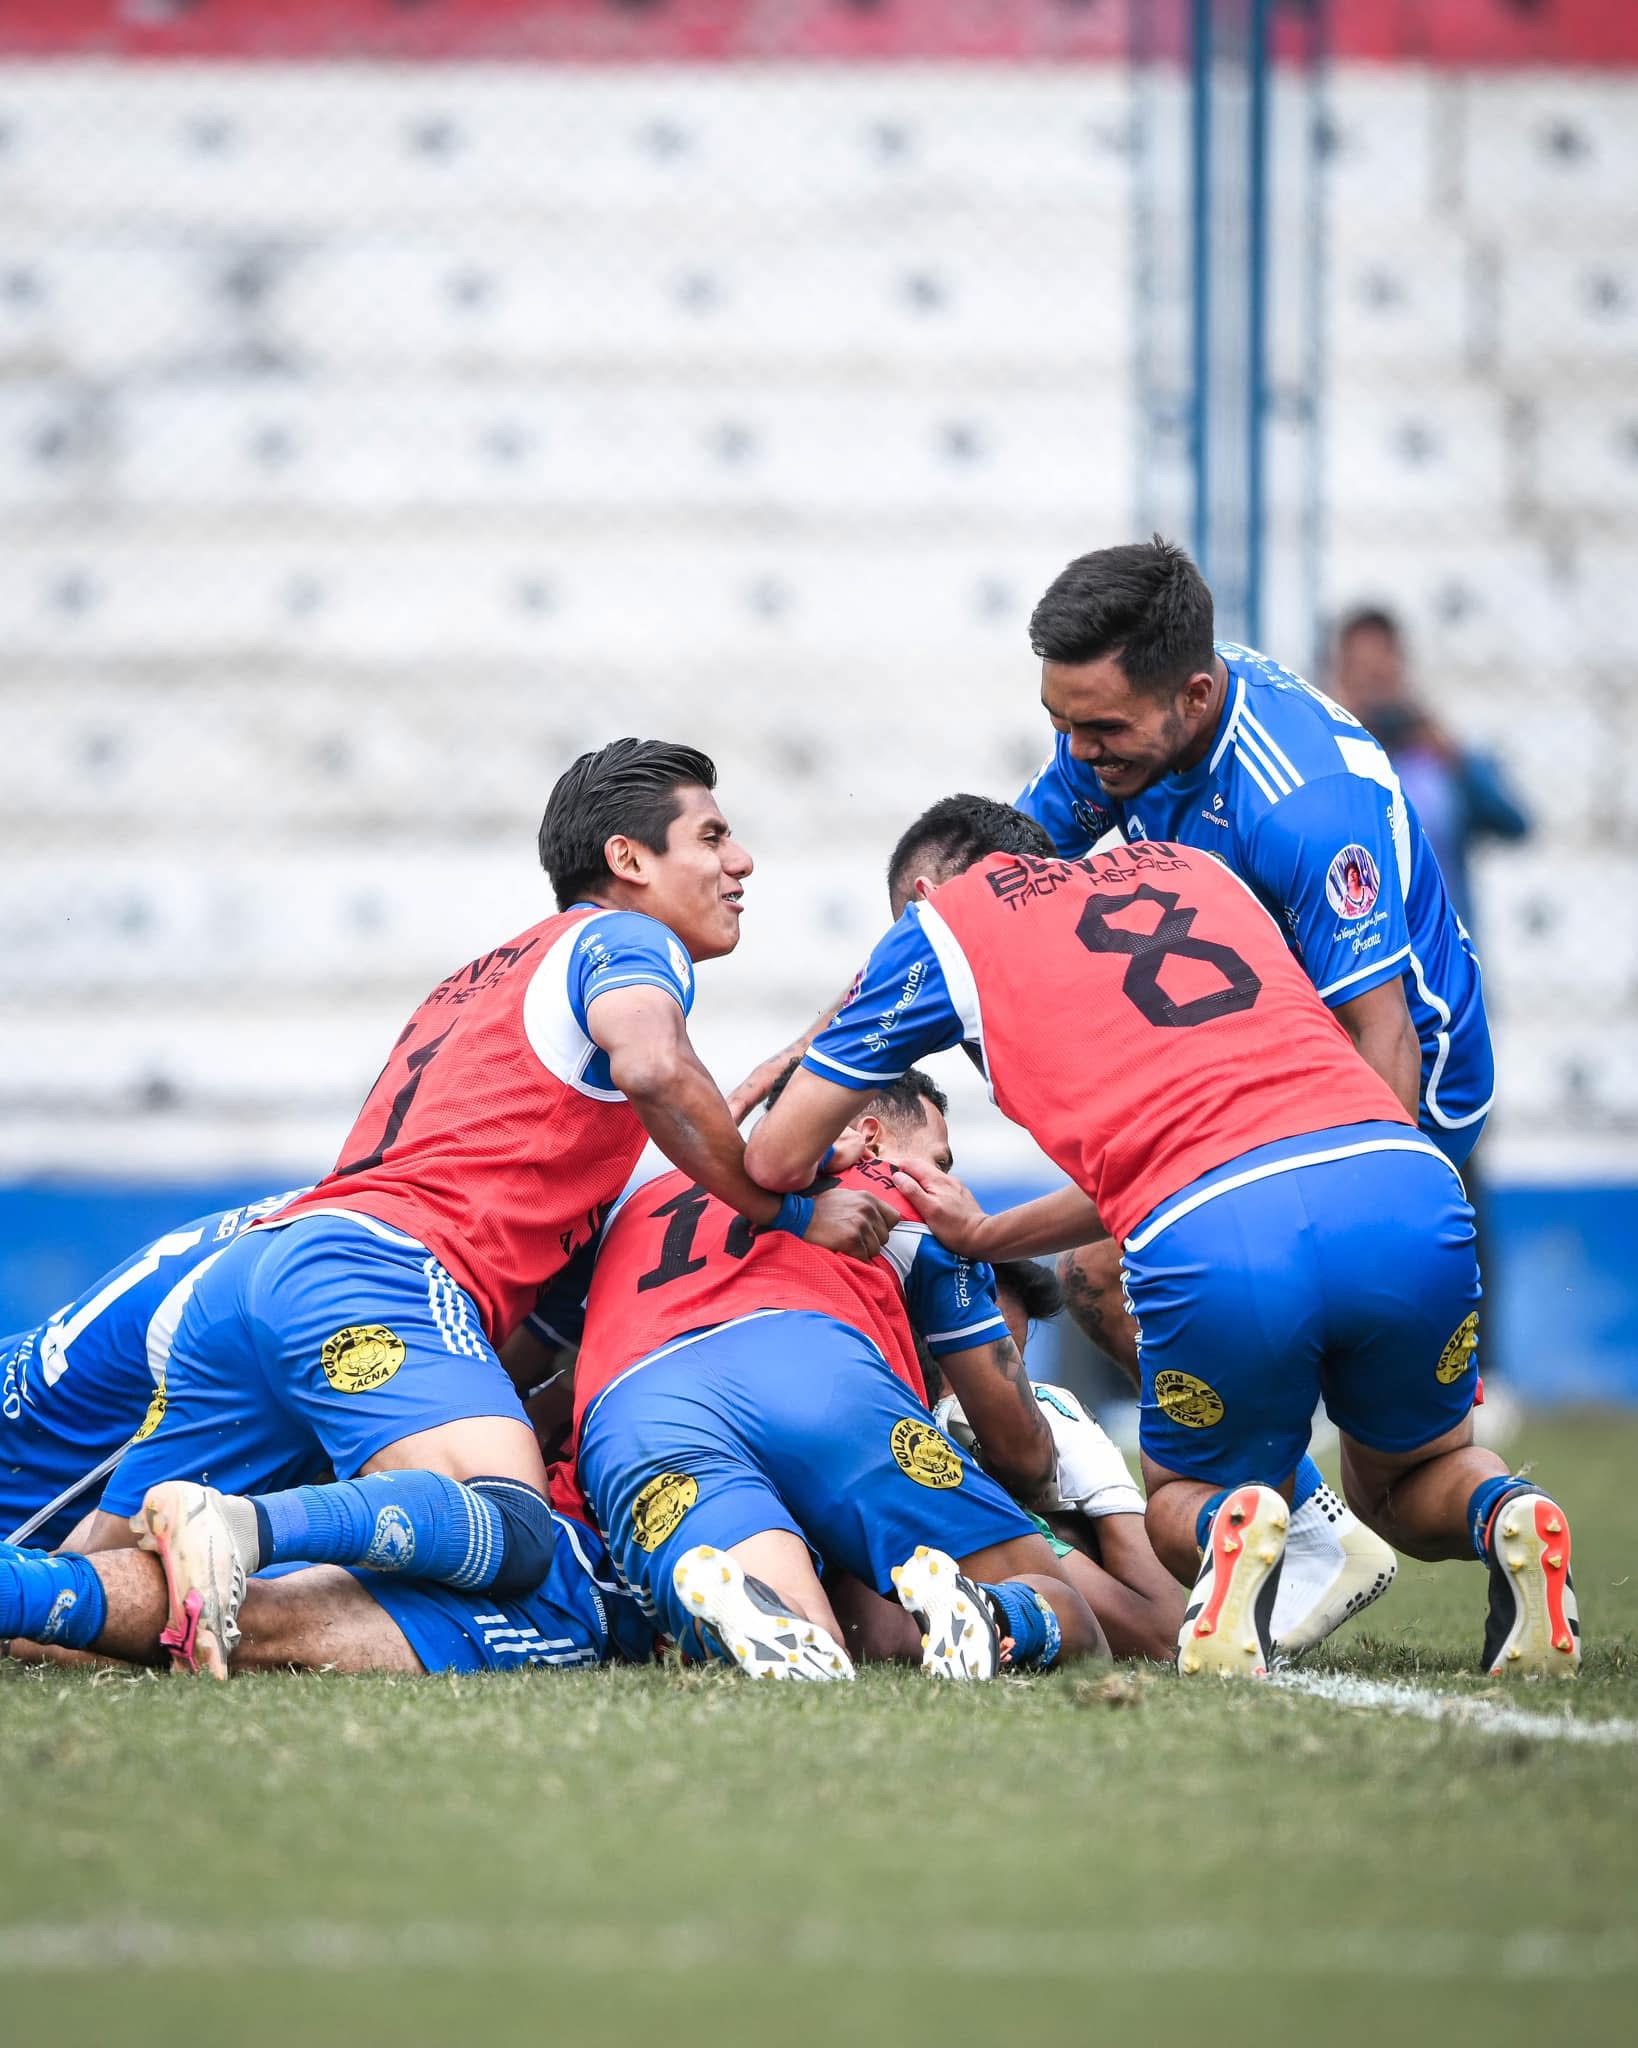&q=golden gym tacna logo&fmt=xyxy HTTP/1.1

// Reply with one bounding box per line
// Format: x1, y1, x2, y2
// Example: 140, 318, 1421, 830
320, 1325, 406, 1394
1153, 1370, 1225, 1428
890, 1417, 964, 1489
631, 1471, 698, 1552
